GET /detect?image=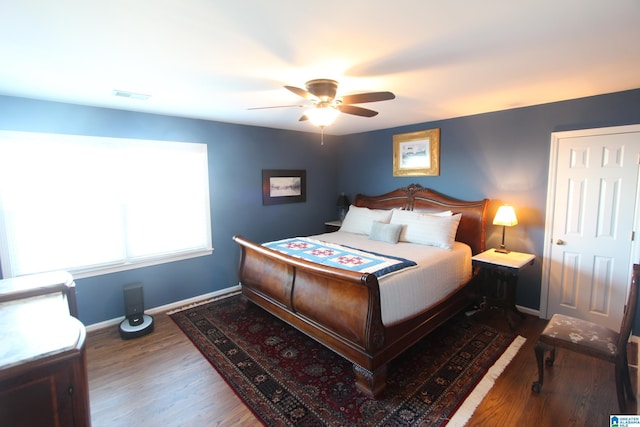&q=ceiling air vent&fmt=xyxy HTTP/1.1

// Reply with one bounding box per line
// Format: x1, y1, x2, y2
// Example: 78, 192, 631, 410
112, 90, 150, 100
